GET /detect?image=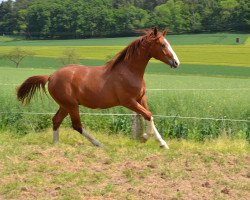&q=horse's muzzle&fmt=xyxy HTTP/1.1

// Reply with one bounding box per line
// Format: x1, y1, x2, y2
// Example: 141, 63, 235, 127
170, 59, 179, 69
